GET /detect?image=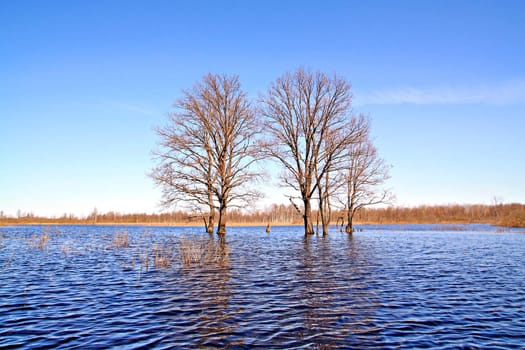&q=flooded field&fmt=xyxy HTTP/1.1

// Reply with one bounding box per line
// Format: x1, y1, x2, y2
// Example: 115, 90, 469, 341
1, 224, 524, 348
